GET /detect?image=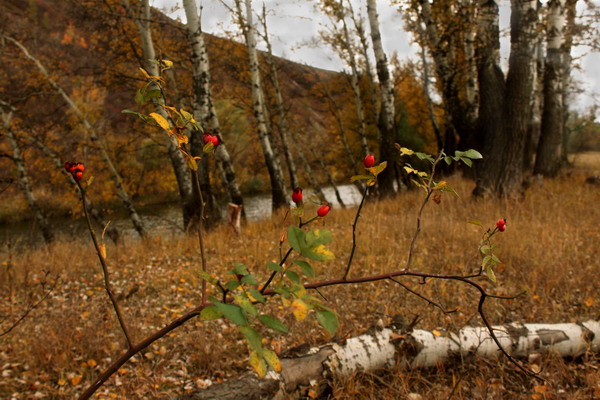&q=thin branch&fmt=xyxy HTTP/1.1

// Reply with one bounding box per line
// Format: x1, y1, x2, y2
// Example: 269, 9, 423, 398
342, 185, 369, 280
80, 185, 133, 349
388, 277, 456, 314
